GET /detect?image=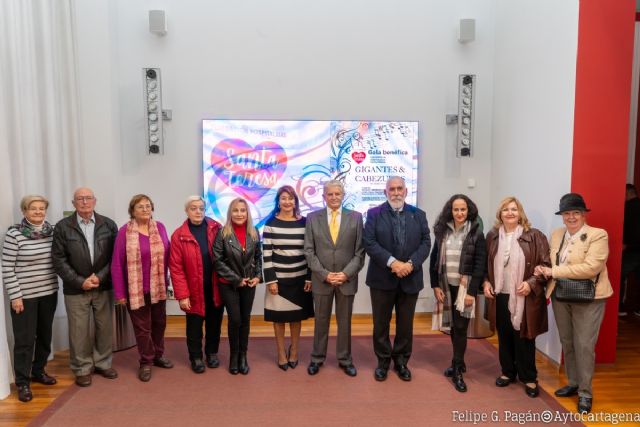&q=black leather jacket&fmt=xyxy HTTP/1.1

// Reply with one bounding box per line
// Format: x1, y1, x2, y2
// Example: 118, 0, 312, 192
213, 227, 262, 288
52, 212, 118, 295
